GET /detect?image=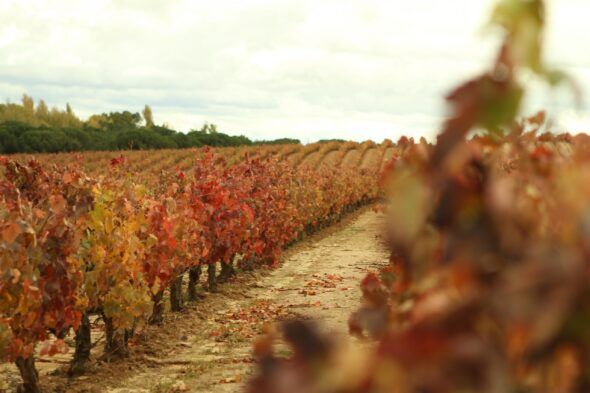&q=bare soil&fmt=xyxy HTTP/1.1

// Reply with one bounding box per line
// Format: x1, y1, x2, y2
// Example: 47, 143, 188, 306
1, 208, 387, 393
359, 148, 385, 170
298, 151, 320, 168
318, 150, 341, 168
340, 149, 362, 168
